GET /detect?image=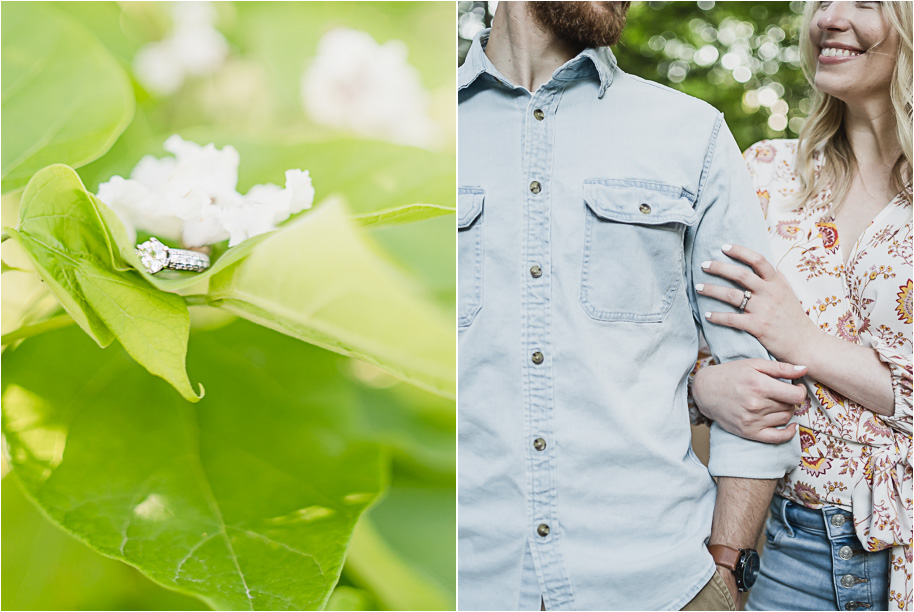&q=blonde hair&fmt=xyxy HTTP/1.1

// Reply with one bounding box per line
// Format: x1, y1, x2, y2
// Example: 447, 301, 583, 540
794, 1, 912, 209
